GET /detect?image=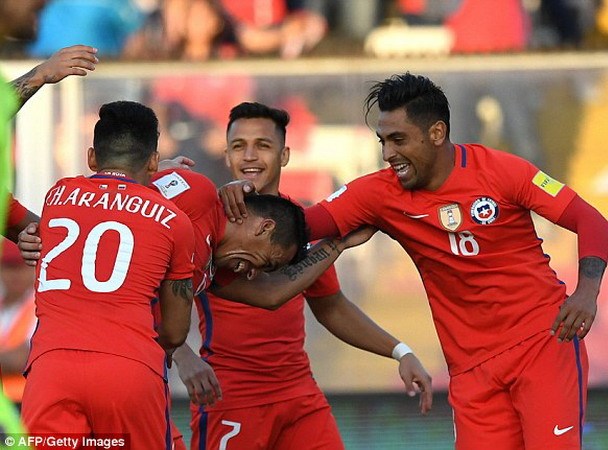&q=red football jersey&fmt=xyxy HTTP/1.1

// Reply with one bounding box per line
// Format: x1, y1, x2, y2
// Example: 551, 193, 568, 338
151, 169, 226, 294
27, 175, 195, 377
320, 144, 577, 375
200, 193, 341, 411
